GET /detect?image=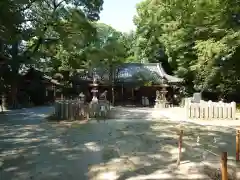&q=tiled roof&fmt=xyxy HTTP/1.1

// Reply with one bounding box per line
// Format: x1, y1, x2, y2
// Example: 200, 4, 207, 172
73, 63, 183, 85
158, 63, 184, 83
115, 63, 166, 84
